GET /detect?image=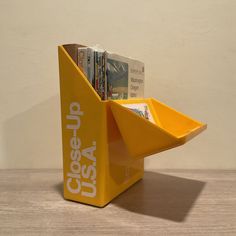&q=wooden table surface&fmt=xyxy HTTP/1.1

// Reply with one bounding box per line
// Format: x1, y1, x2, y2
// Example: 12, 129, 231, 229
0, 169, 236, 235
